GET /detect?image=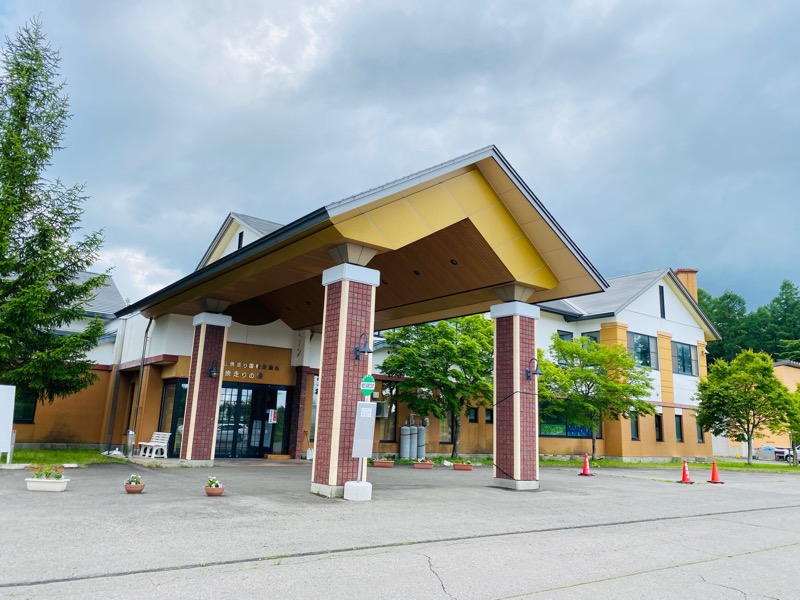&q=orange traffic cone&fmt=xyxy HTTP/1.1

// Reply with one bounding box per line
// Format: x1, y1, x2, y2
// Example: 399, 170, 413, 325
676, 459, 694, 484
579, 453, 594, 476
707, 460, 724, 484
